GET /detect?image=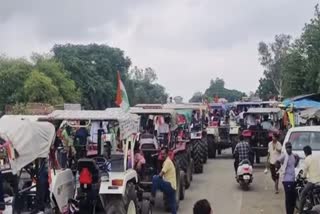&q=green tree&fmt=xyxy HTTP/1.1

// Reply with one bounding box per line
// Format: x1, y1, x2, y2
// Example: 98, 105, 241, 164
0, 56, 33, 110
282, 40, 307, 97
32, 54, 81, 103
52, 44, 131, 109
129, 66, 168, 104
189, 92, 203, 102
301, 4, 320, 93
256, 78, 277, 100
257, 34, 292, 97
24, 70, 63, 104
204, 78, 245, 102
